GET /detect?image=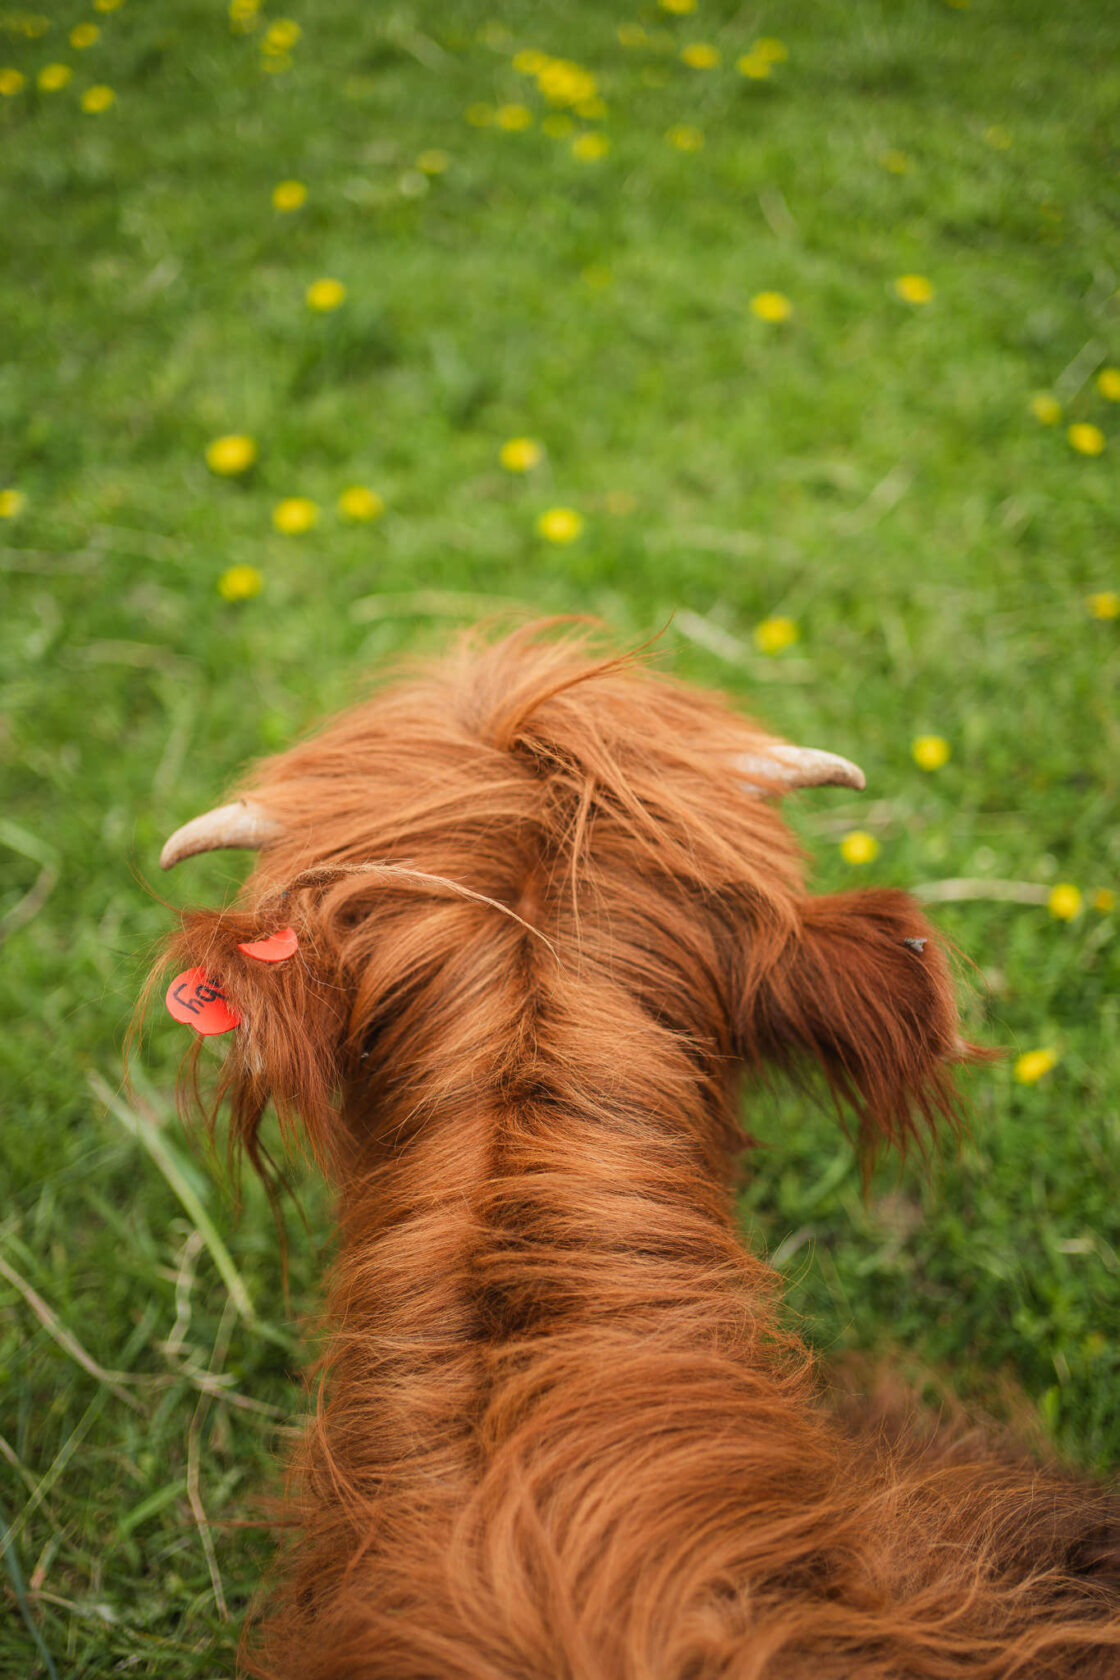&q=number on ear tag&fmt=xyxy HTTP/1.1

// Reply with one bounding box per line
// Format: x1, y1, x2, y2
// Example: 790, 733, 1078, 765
165, 968, 241, 1035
